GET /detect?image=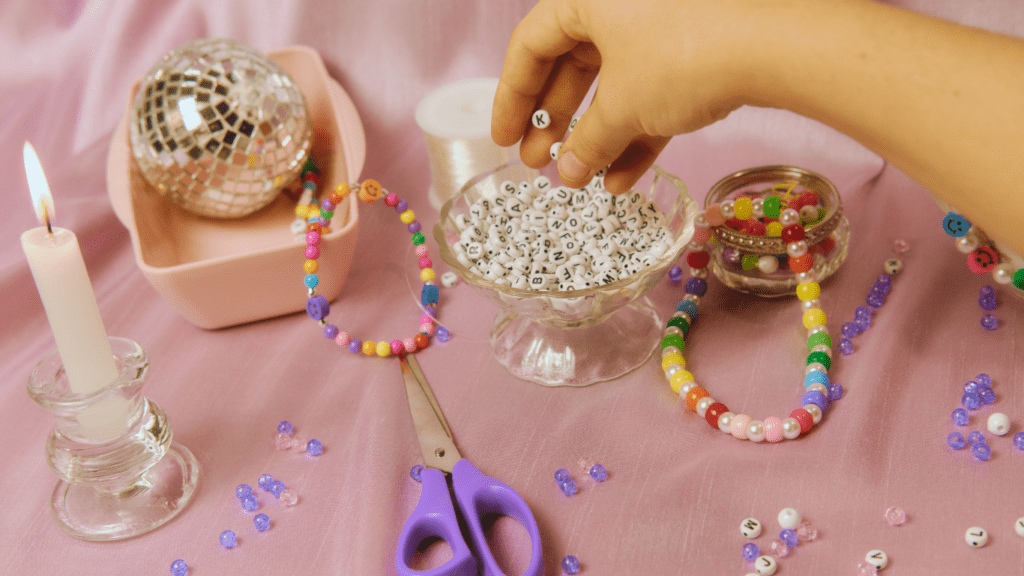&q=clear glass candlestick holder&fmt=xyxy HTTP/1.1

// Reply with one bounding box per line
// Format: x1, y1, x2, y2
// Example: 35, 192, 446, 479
26, 337, 199, 541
